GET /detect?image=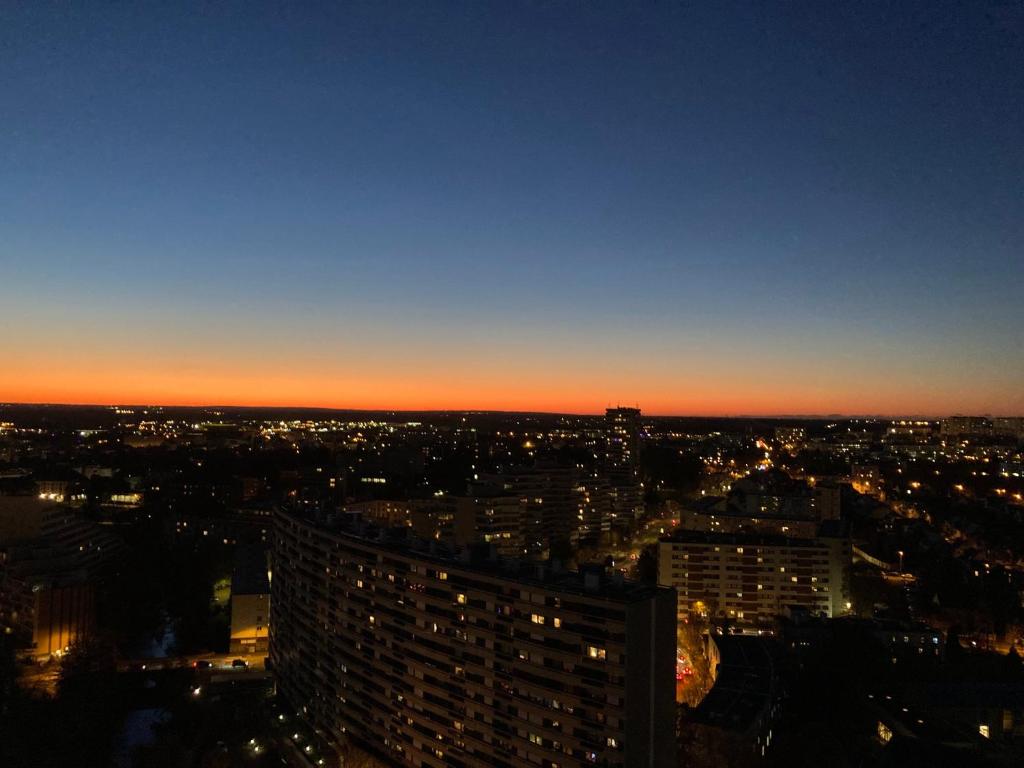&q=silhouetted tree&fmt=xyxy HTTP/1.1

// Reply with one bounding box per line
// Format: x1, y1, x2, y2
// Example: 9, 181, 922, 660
637, 544, 658, 585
